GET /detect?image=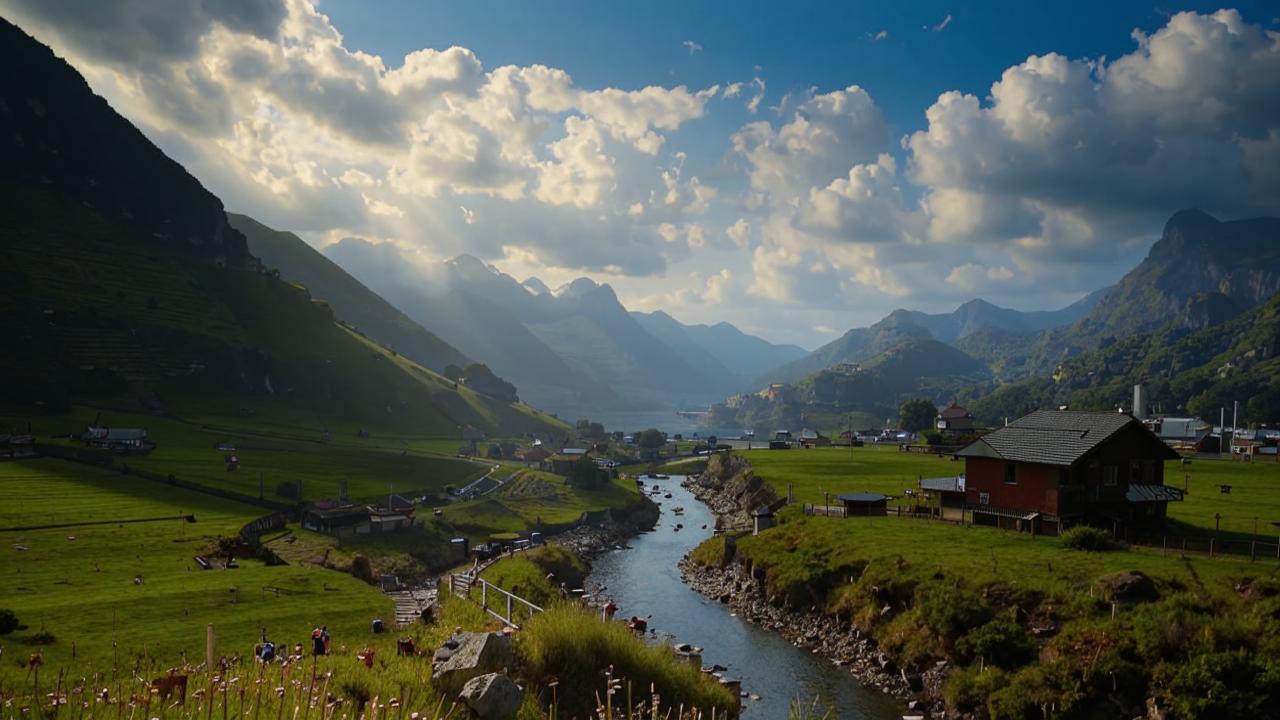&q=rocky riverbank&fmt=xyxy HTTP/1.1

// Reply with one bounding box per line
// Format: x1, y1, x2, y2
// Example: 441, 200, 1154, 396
681, 464, 948, 718
553, 492, 661, 563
